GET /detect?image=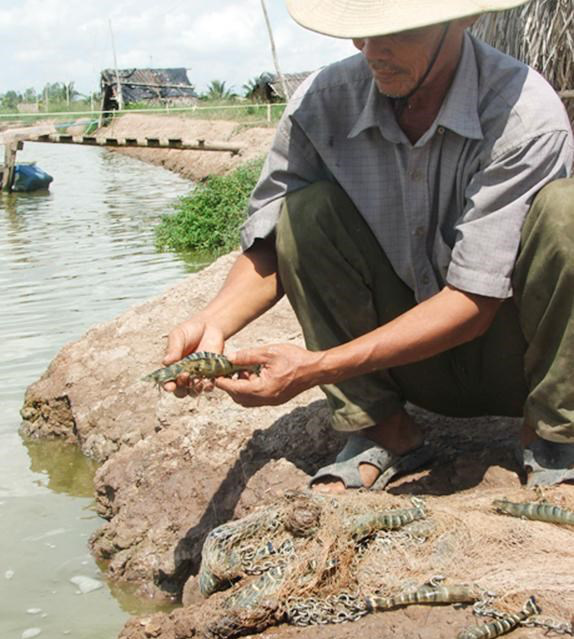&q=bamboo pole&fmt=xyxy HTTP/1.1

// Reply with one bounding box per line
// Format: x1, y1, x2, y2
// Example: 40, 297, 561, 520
109, 19, 124, 111
260, 0, 290, 101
